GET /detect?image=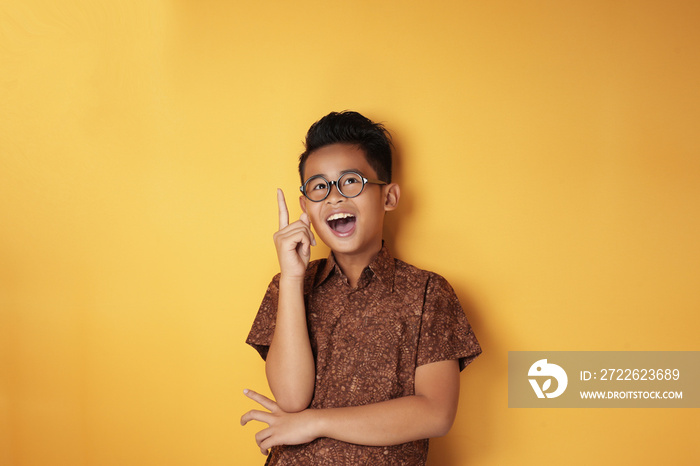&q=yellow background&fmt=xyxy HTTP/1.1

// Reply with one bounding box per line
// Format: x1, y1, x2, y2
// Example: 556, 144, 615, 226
1, 1, 698, 464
